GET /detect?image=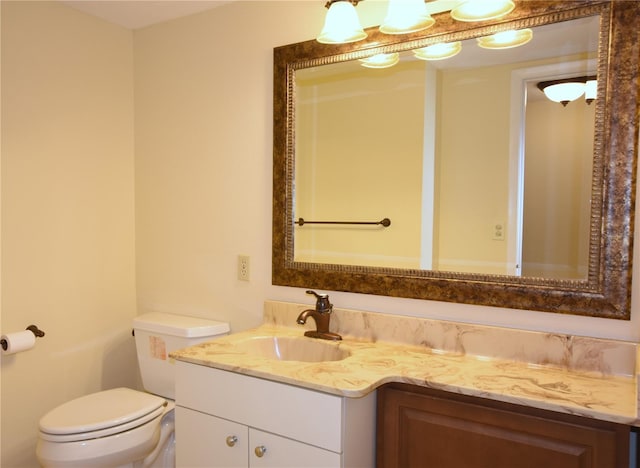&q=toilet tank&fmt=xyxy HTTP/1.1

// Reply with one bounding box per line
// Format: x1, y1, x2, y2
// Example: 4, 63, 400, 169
133, 312, 230, 399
